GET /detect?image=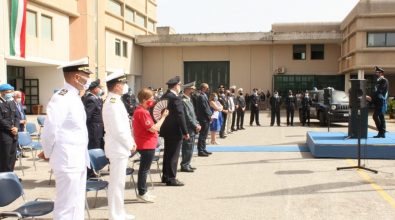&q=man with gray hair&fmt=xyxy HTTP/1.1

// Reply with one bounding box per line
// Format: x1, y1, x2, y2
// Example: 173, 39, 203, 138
13, 91, 26, 131
229, 85, 238, 131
